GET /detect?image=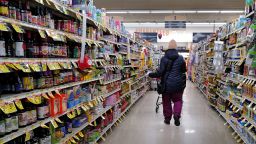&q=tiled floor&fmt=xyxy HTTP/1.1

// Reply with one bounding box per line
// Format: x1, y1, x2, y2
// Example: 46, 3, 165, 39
101, 81, 236, 144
